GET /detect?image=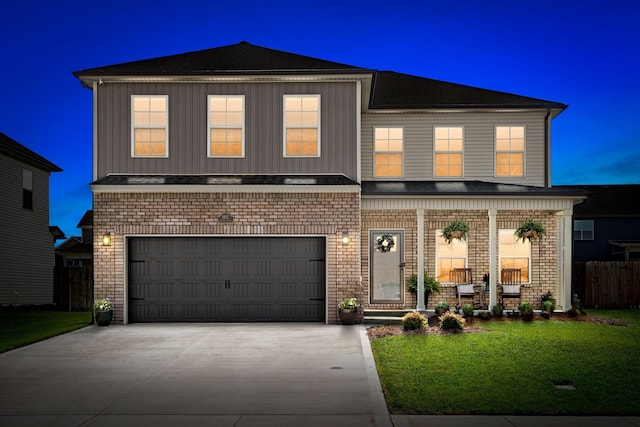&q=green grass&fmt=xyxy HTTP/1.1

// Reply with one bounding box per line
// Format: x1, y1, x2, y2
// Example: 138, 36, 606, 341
0, 311, 92, 353
371, 310, 640, 415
